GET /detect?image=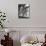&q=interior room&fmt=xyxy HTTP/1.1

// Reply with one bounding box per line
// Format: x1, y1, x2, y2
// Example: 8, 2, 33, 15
0, 0, 46, 46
